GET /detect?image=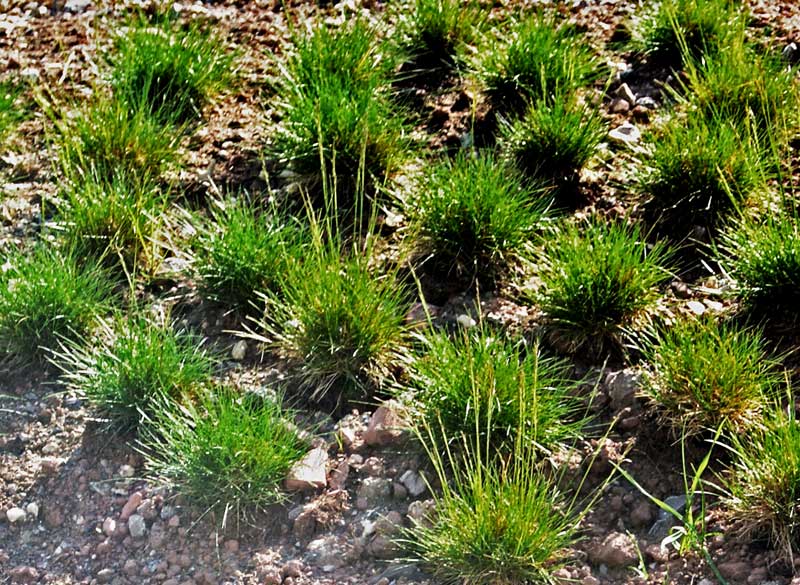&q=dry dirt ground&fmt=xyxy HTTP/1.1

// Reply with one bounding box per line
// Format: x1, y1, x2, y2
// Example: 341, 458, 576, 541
2, 1, 800, 584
